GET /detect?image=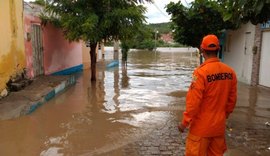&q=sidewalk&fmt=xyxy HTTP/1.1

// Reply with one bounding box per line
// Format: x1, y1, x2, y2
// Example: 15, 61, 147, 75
0, 75, 76, 120
121, 82, 270, 156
